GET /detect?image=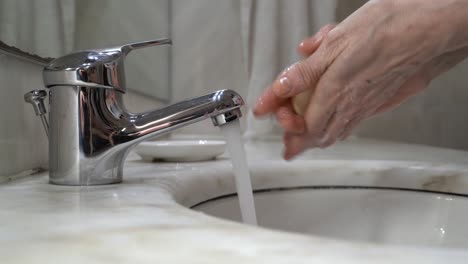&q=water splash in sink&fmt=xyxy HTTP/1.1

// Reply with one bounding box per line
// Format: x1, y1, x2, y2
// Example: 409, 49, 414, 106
220, 119, 257, 225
